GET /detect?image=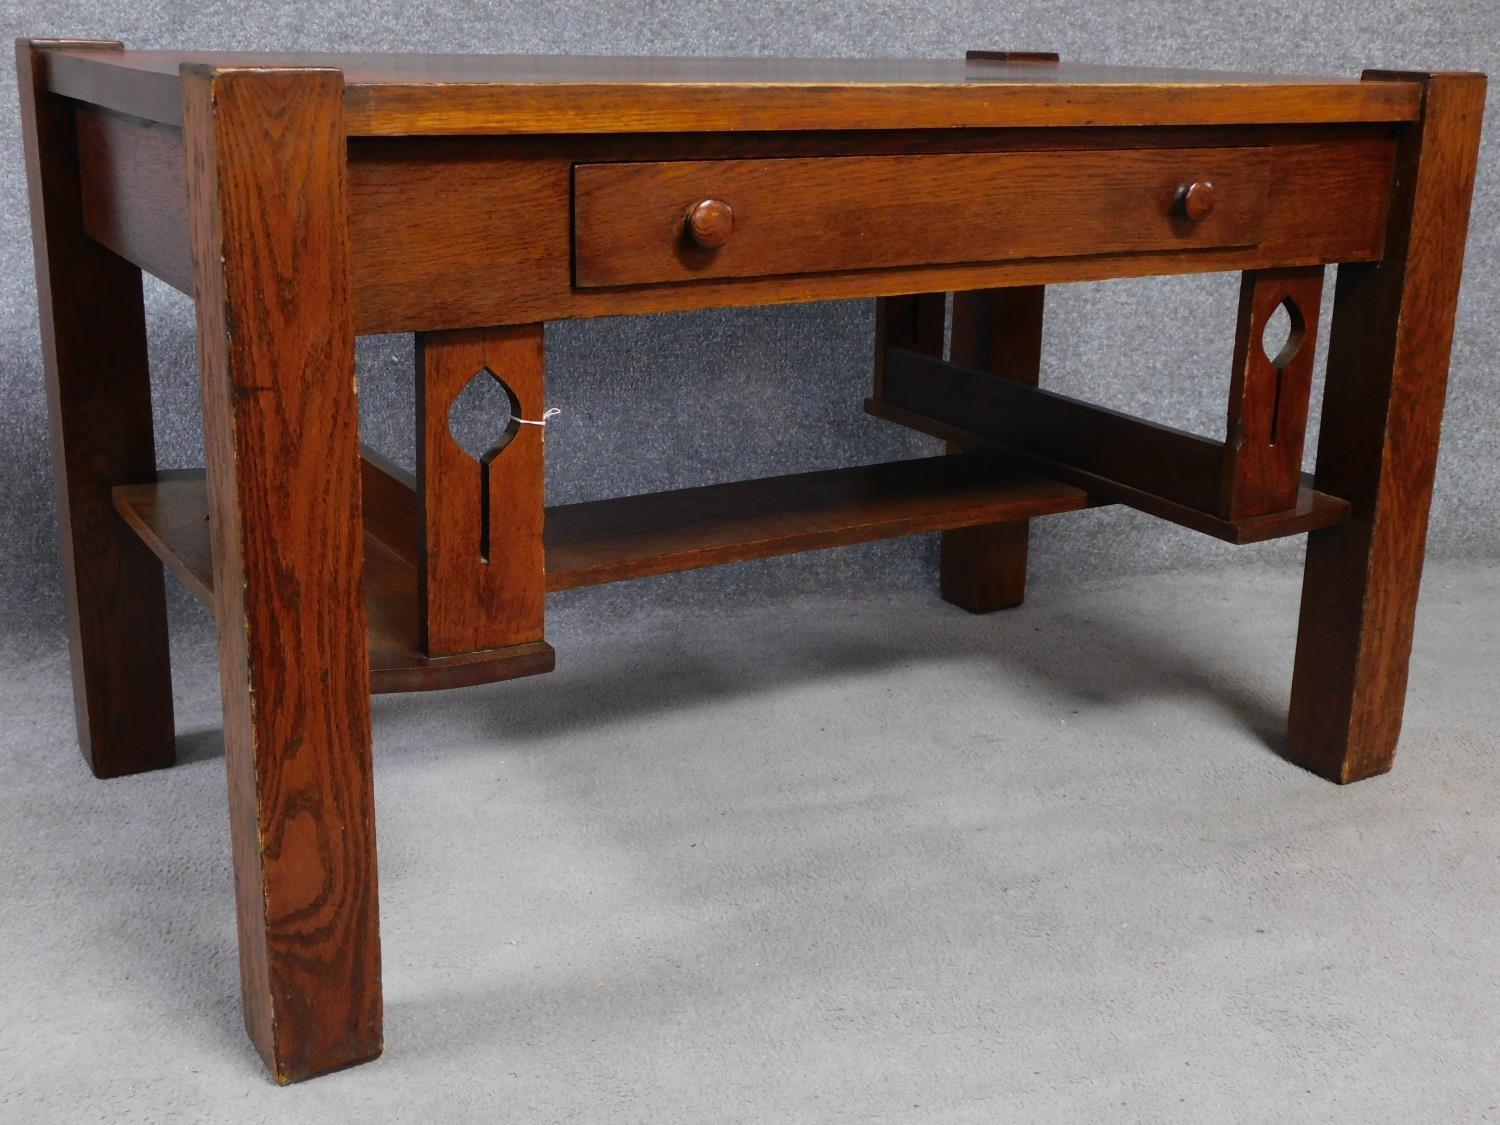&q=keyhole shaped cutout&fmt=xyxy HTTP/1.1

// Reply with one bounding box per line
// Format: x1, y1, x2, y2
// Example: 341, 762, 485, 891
448, 366, 522, 463
1260, 297, 1307, 371
1260, 296, 1306, 446
447, 367, 523, 564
